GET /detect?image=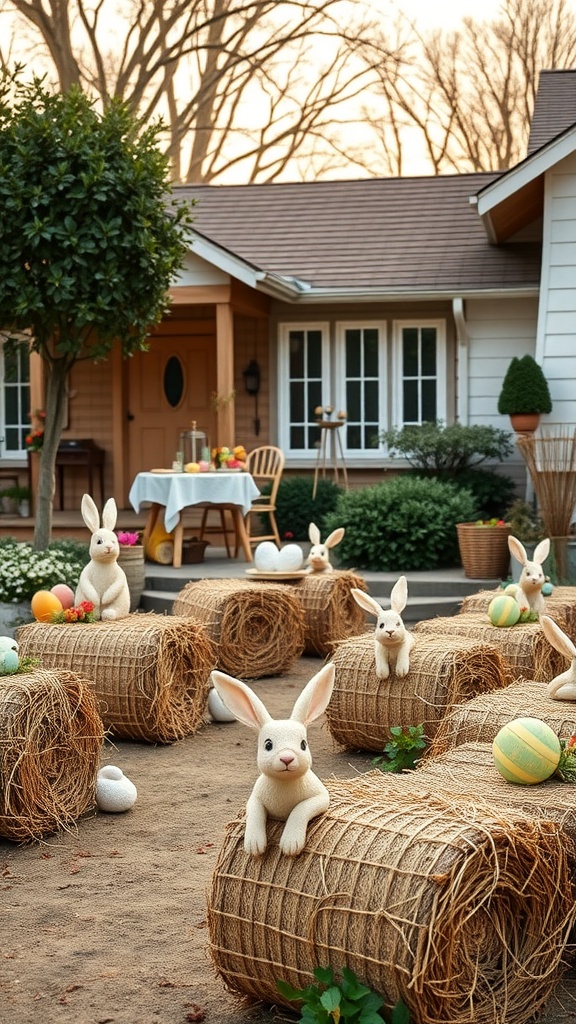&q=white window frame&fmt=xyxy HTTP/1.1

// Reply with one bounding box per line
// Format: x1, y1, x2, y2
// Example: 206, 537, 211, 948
334, 321, 387, 460
0, 337, 31, 459
391, 319, 447, 427
277, 322, 330, 459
